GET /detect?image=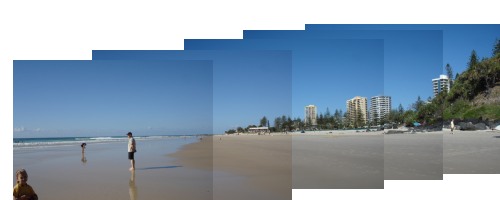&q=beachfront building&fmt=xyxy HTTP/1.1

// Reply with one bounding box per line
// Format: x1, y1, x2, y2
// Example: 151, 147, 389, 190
249, 127, 270, 135
346, 96, 368, 128
432, 74, 450, 97
304, 105, 318, 126
370, 96, 391, 125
